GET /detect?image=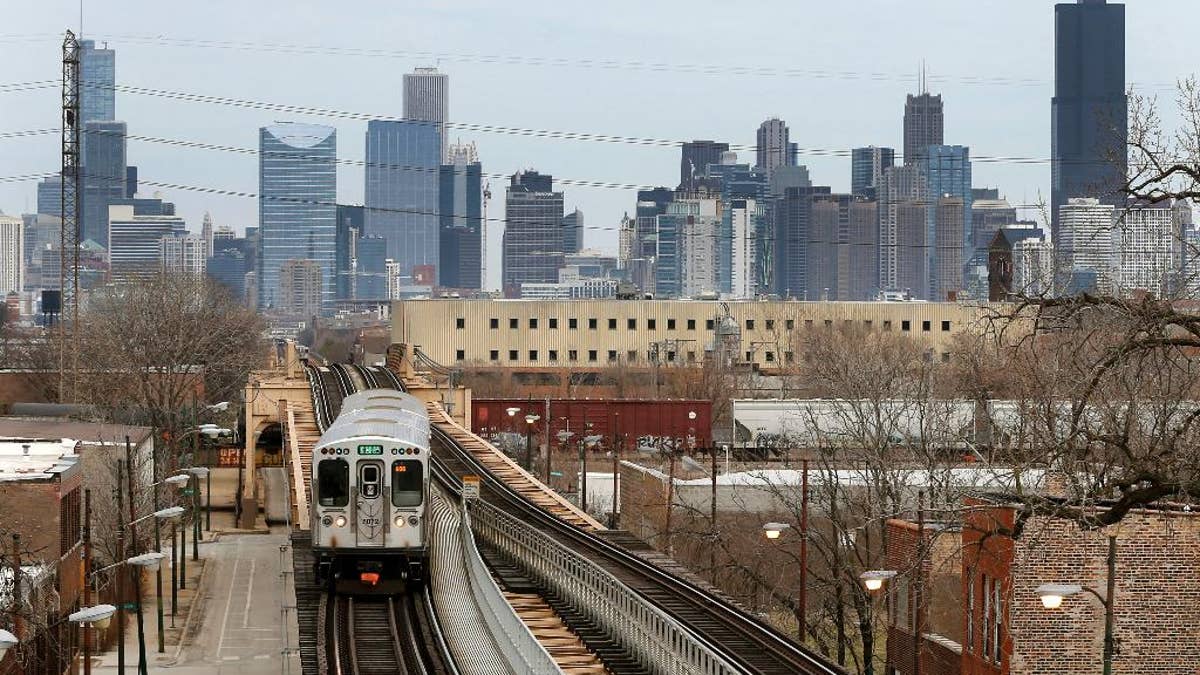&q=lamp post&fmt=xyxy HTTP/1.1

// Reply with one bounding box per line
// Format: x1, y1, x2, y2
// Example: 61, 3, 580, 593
0, 605, 118, 673
148, 474, 189, 655
523, 414, 540, 472
93, 551, 169, 675
1035, 534, 1118, 675
555, 429, 573, 491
